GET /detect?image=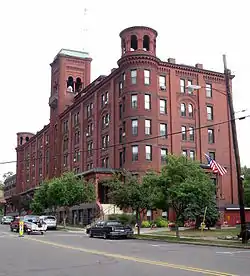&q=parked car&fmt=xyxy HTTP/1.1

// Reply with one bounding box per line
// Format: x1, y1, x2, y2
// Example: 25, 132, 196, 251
88, 220, 134, 239
10, 215, 39, 232
25, 218, 47, 235
40, 215, 57, 230
1, 216, 14, 224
